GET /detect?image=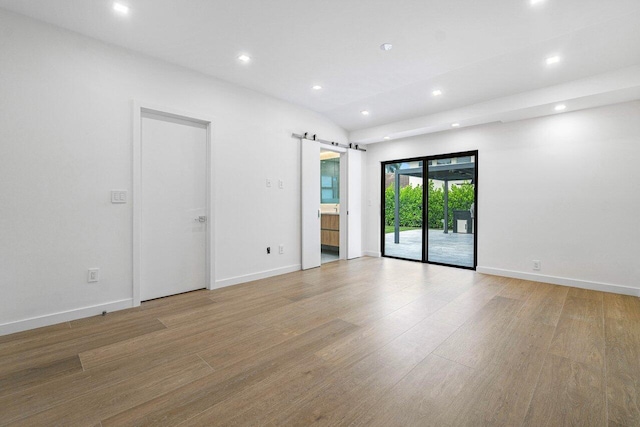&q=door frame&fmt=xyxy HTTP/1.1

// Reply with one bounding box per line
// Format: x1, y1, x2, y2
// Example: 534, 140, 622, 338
320, 145, 348, 260
132, 101, 215, 306
380, 150, 478, 270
